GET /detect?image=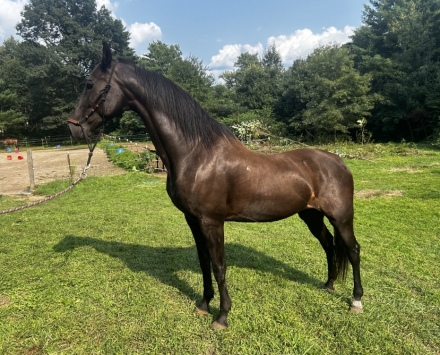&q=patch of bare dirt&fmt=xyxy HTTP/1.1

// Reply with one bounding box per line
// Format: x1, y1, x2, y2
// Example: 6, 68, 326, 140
355, 189, 404, 199
0, 295, 11, 308
387, 168, 422, 173
0, 148, 125, 195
